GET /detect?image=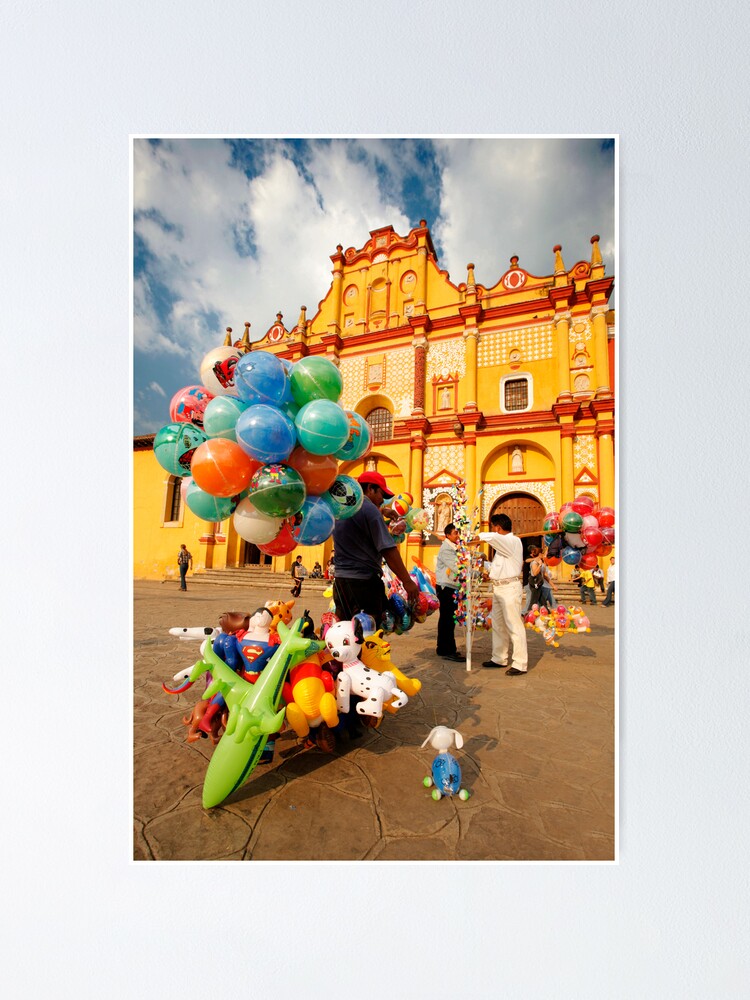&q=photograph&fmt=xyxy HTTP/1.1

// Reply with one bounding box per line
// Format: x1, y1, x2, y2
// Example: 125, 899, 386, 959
132, 135, 617, 861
